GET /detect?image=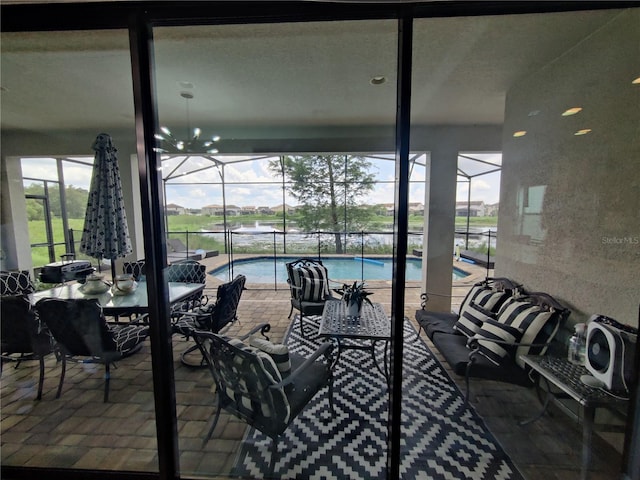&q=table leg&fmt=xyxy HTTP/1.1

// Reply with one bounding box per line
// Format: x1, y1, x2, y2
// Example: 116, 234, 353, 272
370, 340, 390, 387
581, 406, 595, 480
330, 338, 342, 371
520, 376, 553, 426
